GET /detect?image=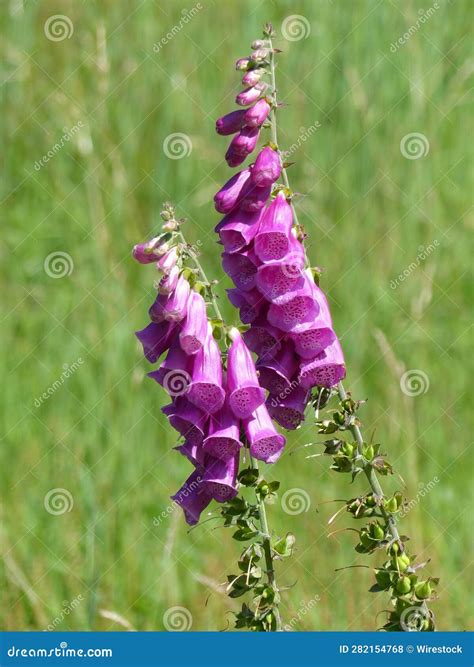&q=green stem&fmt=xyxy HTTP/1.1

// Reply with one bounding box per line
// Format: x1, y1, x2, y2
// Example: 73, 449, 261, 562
268, 40, 401, 548
250, 454, 282, 631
